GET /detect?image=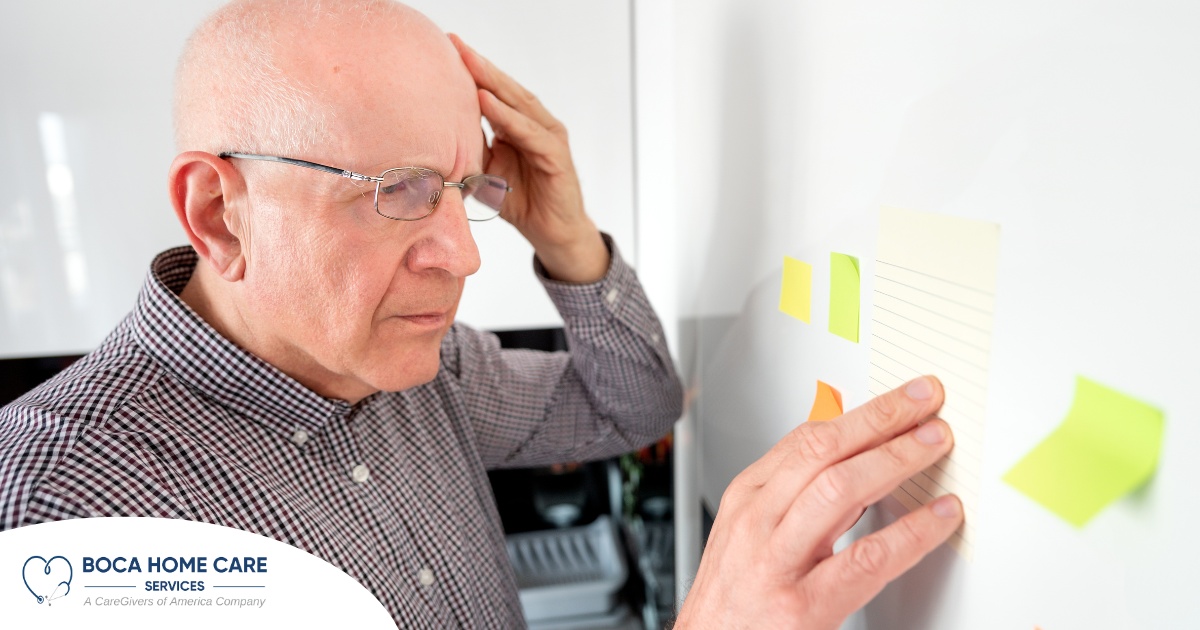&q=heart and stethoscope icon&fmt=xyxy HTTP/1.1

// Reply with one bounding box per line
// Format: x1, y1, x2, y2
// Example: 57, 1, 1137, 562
22, 555, 73, 605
